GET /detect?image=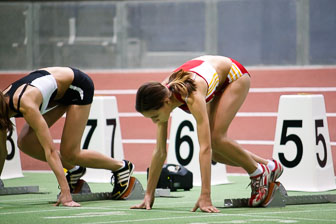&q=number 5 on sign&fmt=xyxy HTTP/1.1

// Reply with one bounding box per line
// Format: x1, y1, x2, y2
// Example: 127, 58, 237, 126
167, 108, 230, 186
80, 96, 124, 183
273, 95, 336, 192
